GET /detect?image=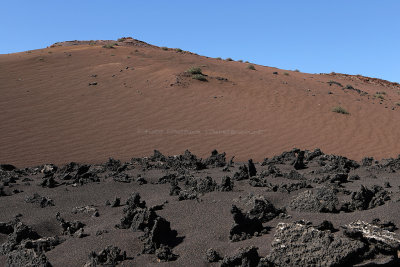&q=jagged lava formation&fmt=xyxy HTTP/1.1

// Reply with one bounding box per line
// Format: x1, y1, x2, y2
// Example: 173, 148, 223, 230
1, 148, 400, 266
